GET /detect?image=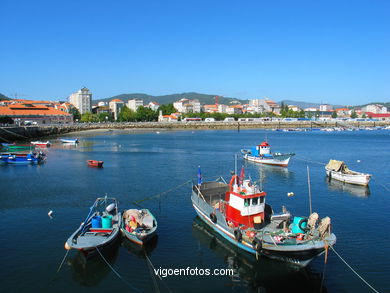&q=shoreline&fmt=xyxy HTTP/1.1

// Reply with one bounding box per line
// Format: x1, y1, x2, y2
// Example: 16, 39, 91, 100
1, 120, 389, 142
